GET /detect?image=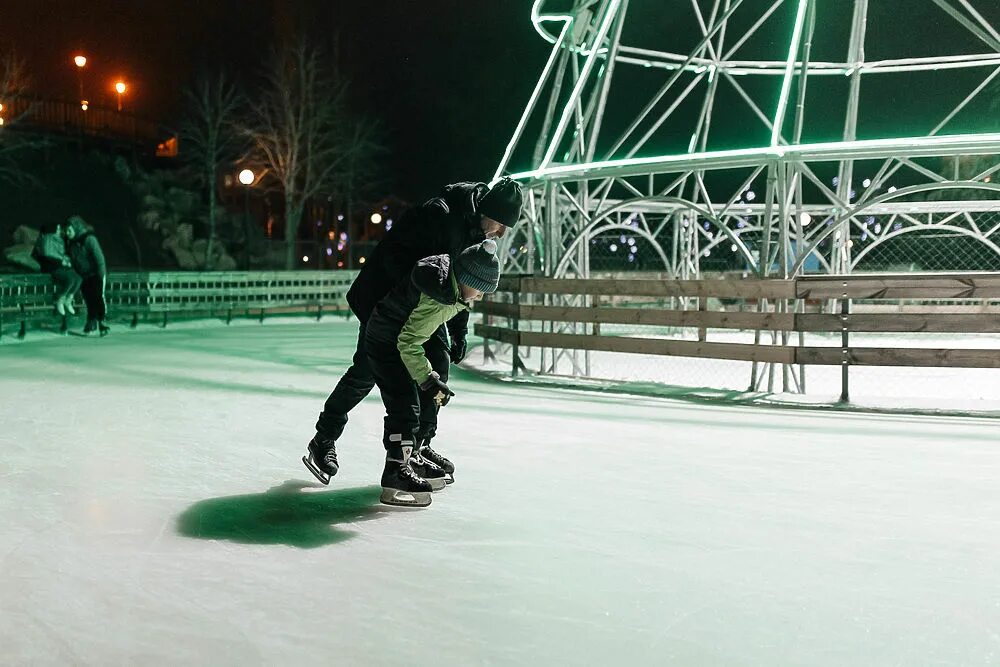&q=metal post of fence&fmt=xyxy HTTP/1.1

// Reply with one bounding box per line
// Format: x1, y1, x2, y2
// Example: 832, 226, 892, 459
511, 283, 522, 378
839, 284, 850, 403
18, 304, 27, 340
